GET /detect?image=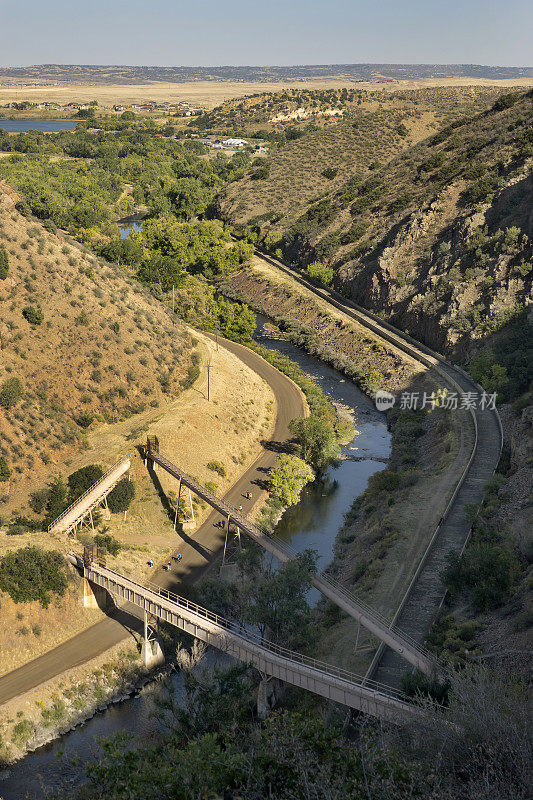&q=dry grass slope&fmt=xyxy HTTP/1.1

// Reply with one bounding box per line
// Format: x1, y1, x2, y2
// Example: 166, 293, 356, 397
218, 85, 519, 225
0, 188, 193, 492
